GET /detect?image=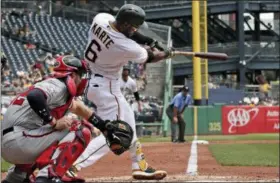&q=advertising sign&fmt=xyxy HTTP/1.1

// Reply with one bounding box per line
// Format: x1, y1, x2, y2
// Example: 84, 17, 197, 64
222, 106, 279, 134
